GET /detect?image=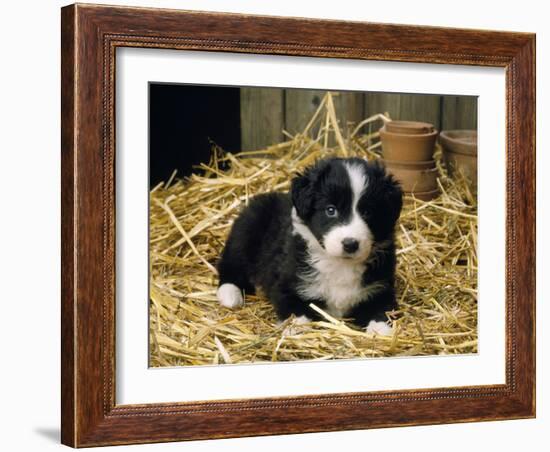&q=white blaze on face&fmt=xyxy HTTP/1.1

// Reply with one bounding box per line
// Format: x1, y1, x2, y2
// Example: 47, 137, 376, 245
323, 163, 373, 260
